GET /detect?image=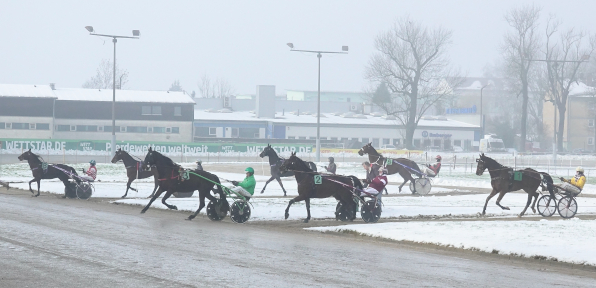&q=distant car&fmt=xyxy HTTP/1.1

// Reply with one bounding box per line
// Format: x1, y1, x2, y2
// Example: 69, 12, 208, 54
427, 146, 442, 152
453, 146, 463, 152
381, 144, 397, 150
